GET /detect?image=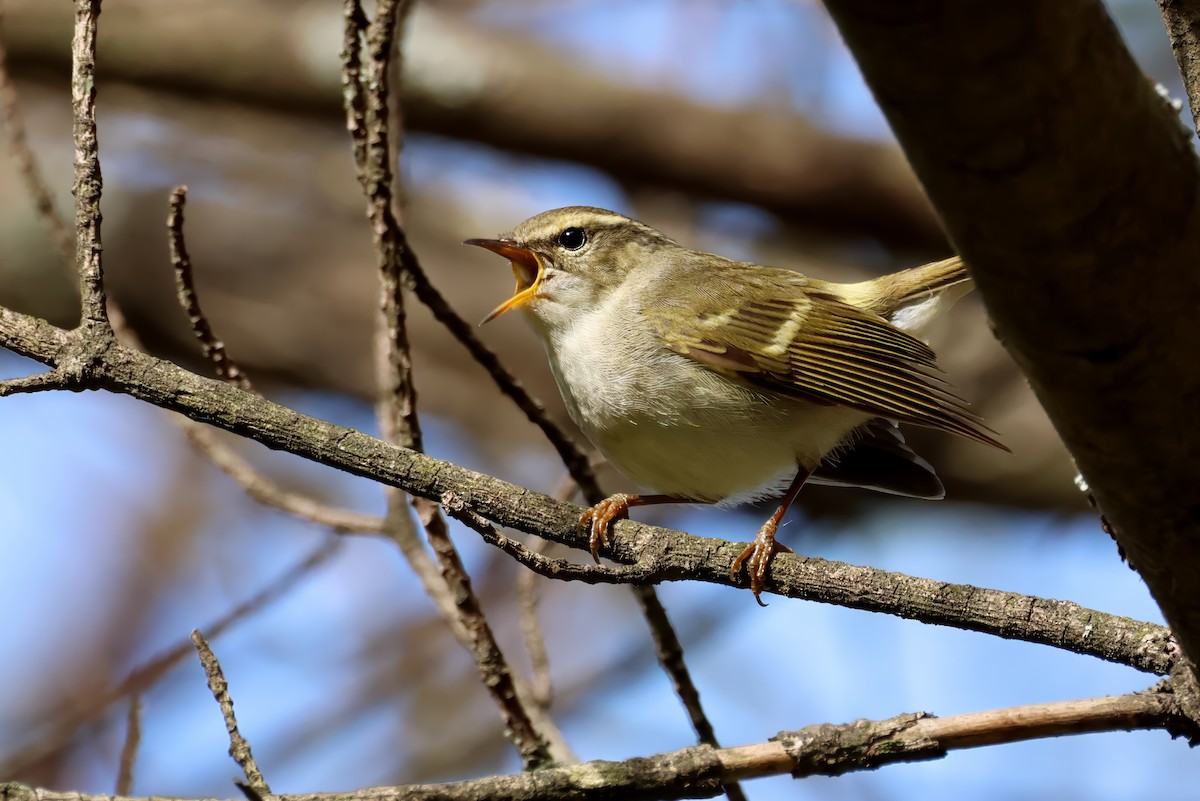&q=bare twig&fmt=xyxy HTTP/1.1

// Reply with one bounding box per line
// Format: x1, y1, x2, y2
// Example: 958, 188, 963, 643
111, 252, 380, 534
168, 186, 252, 391
347, 0, 422, 451
114, 695, 142, 797
350, 0, 603, 497
341, 0, 558, 770
632, 587, 735, 779
0, 371, 67, 396
0, 7, 73, 265
339, 0, 369, 182
415, 499, 554, 769
569, 486, 739, 792
69, 0, 111, 339
443, 492, 655, 584
511, 474, 595, 709
342, 4, 608, 761
7, 16, 382, 543
9, 682, 1197, 801
191, 630, 272, 797
449, 500, 740, 799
